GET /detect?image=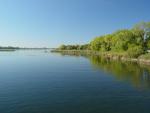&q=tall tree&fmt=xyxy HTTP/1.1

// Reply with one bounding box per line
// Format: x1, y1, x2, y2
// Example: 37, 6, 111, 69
133, 22, 150, 41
